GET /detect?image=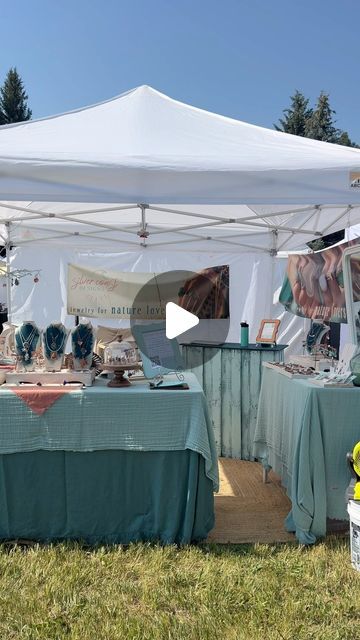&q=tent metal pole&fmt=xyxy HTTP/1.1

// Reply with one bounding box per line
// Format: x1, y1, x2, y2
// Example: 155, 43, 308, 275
5, 222, 12, 323
232, 219, 323, 236
148, 204, 230, 222
276, 208, 320, 251
320, 205, 352, 236
149, 219, 232, 235
137, 204, 149, 245
140, 204, 147, 229
0, 202, 139, 218
269, 230, 278, 318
